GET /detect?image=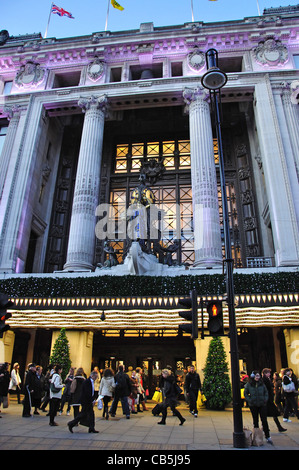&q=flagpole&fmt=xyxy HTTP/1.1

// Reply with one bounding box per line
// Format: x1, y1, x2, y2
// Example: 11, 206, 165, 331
191, 0, 194, 22
256, 0, 261, 15
105, 0, 110, 31
44, 2, 53, 38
